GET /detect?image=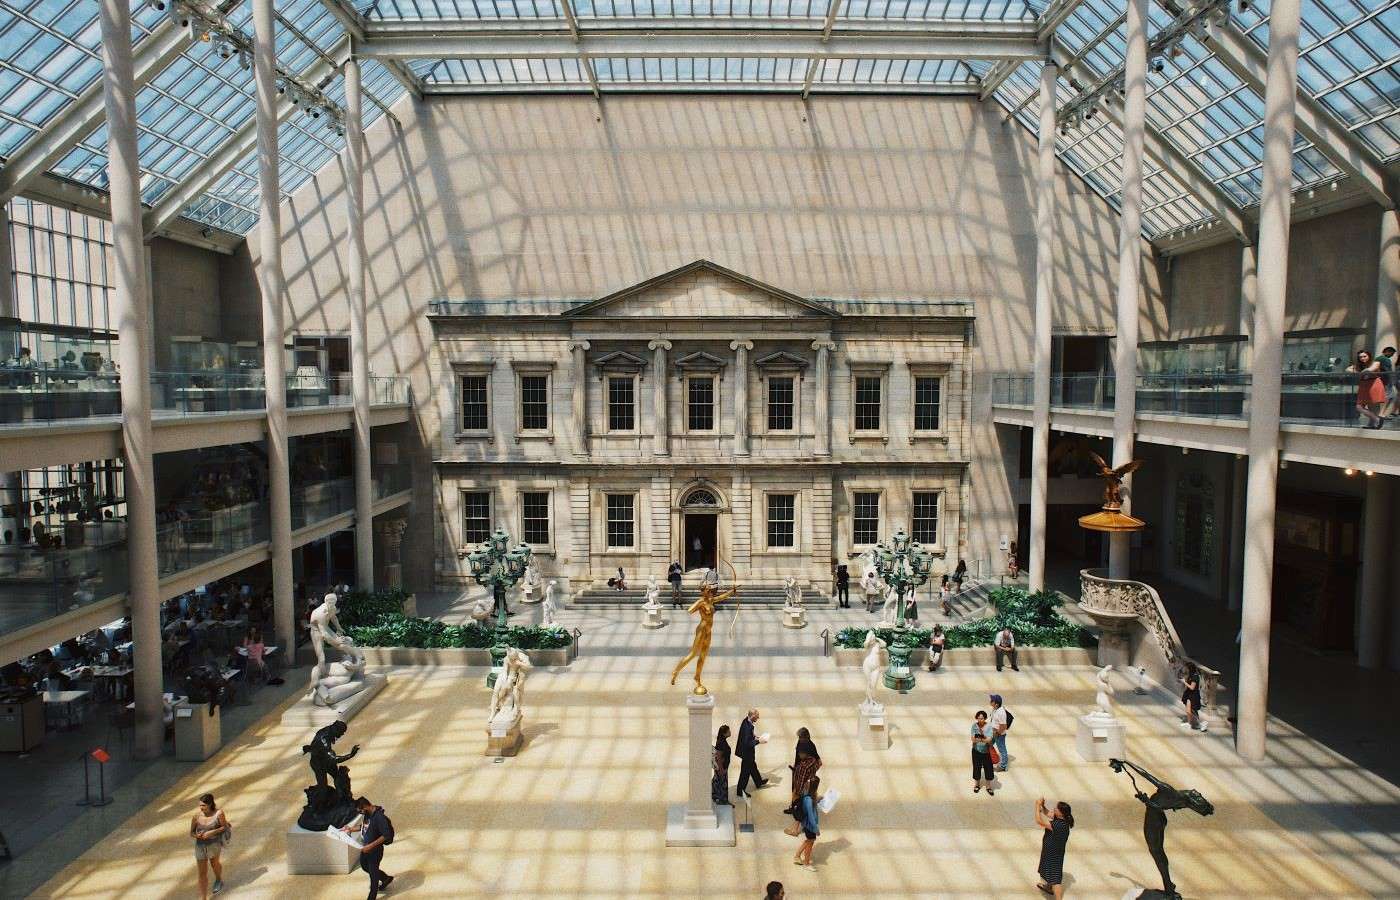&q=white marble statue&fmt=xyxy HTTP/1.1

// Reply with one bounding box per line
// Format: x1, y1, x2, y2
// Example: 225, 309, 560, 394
307, 593, 369, 707
541, 579, 559, 628
487, 647, 533, 726
861, 630, 888, 711
783, 576, 804, 610
1090, 664, 1116, 718
469, 592, 493, 622
878, 584, 900, 626
643, 578, 661, 611
521, 562, 542, 603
